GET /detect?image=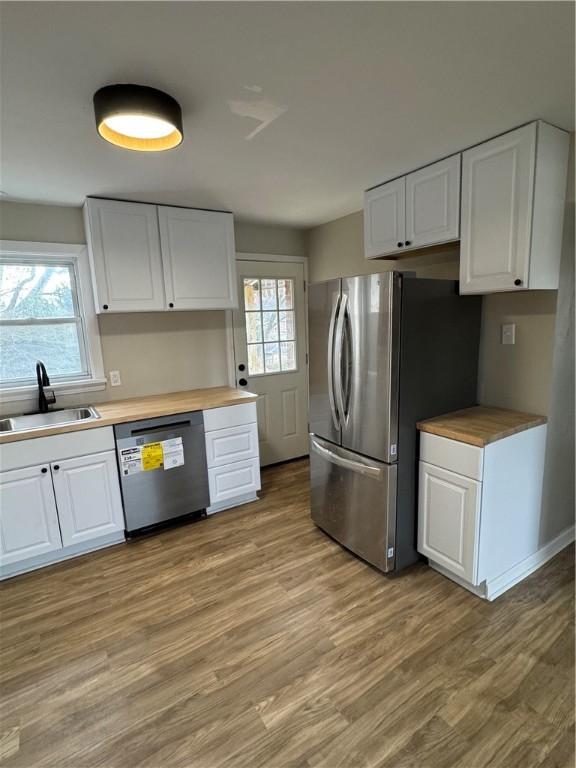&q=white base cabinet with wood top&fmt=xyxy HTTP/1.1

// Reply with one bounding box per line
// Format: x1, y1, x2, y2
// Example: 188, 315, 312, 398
417, 410, 574, 600
203, 402, 261, 514
0, 427, 125, 579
